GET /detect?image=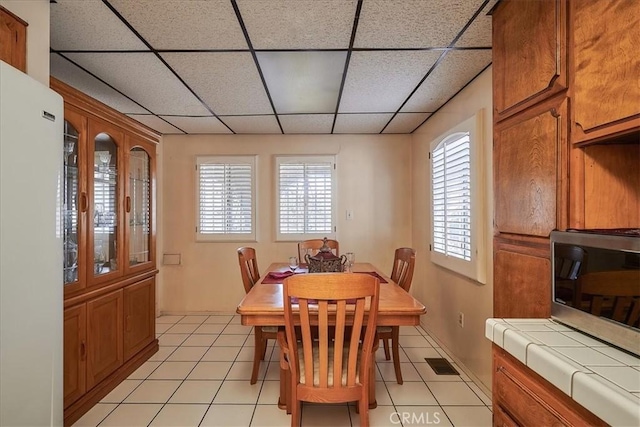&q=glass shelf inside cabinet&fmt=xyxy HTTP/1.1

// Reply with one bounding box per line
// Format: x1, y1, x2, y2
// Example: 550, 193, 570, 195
129, 147, 150, 266
93, 132, 118, 276
63, 121, 79, 285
